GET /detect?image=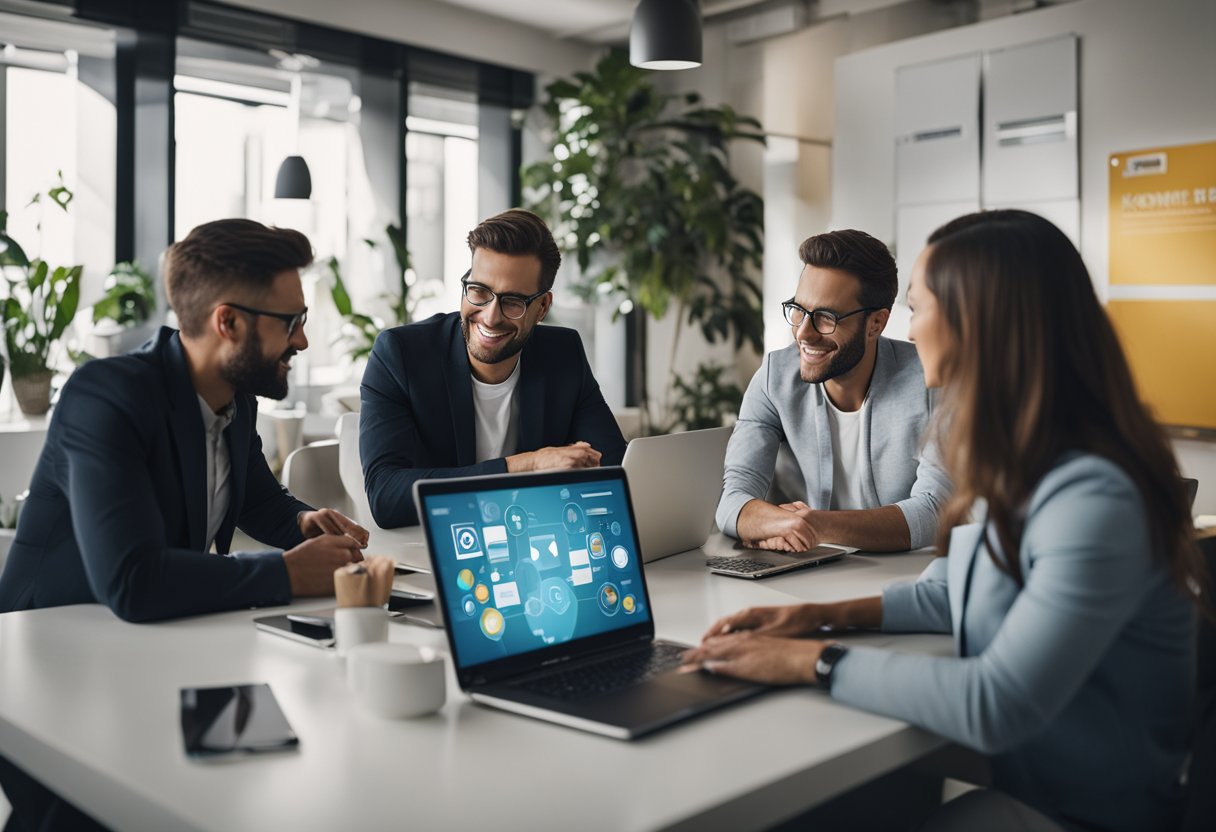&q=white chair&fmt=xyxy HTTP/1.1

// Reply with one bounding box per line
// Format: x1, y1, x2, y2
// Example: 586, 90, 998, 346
337, 412, 374, 527
280, 440, 352, 515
